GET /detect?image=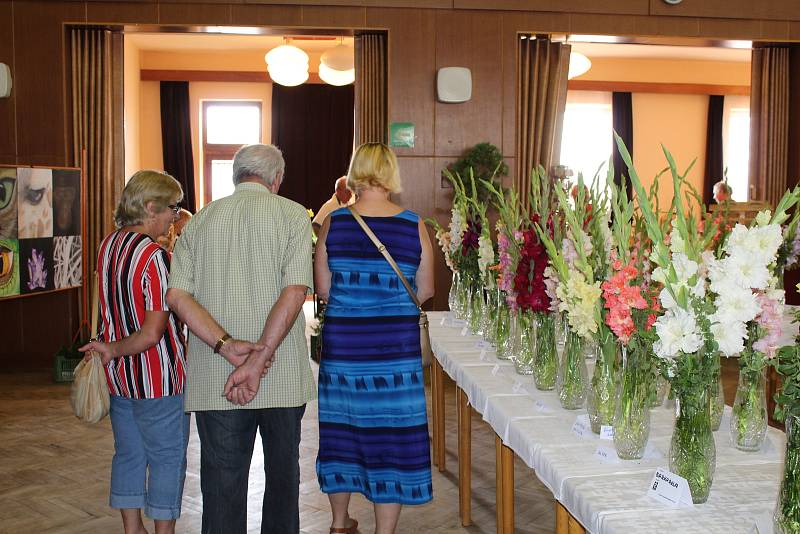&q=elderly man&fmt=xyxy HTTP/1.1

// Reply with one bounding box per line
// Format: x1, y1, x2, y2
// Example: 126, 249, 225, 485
166, 144, 315, 534
312, 176, 353, 233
